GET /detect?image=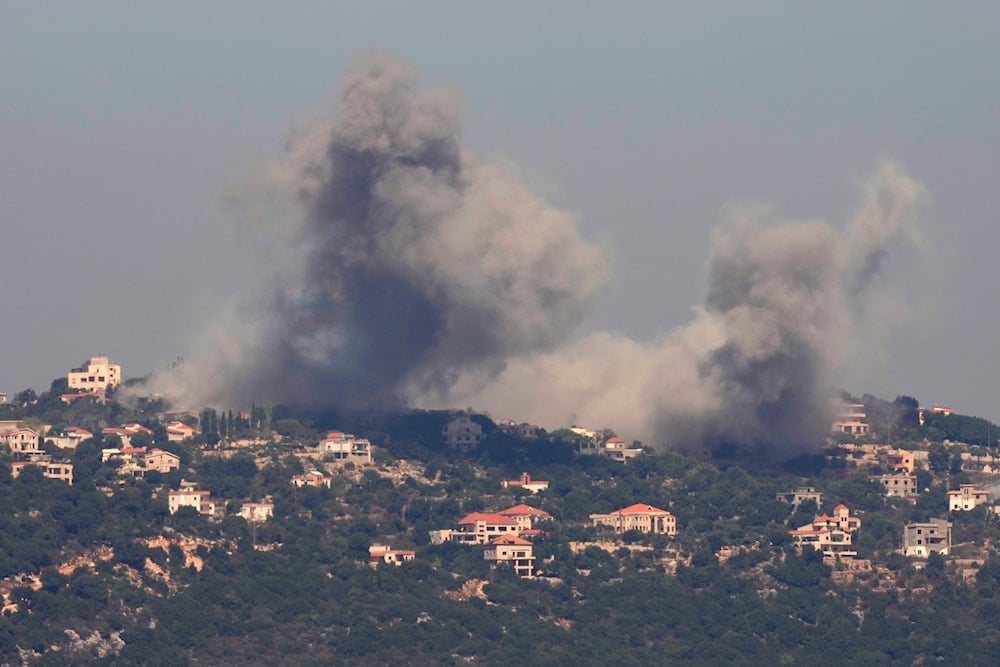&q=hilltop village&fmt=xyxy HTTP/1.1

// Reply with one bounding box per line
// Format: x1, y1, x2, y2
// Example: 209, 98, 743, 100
4, 356, 1000, 663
